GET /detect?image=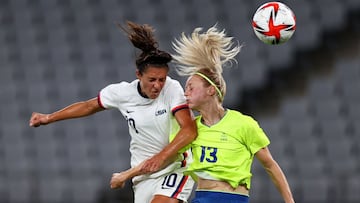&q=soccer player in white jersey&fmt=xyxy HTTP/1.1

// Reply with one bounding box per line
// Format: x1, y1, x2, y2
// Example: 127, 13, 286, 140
170, 25, 295, 203
29, 21, 197, 203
